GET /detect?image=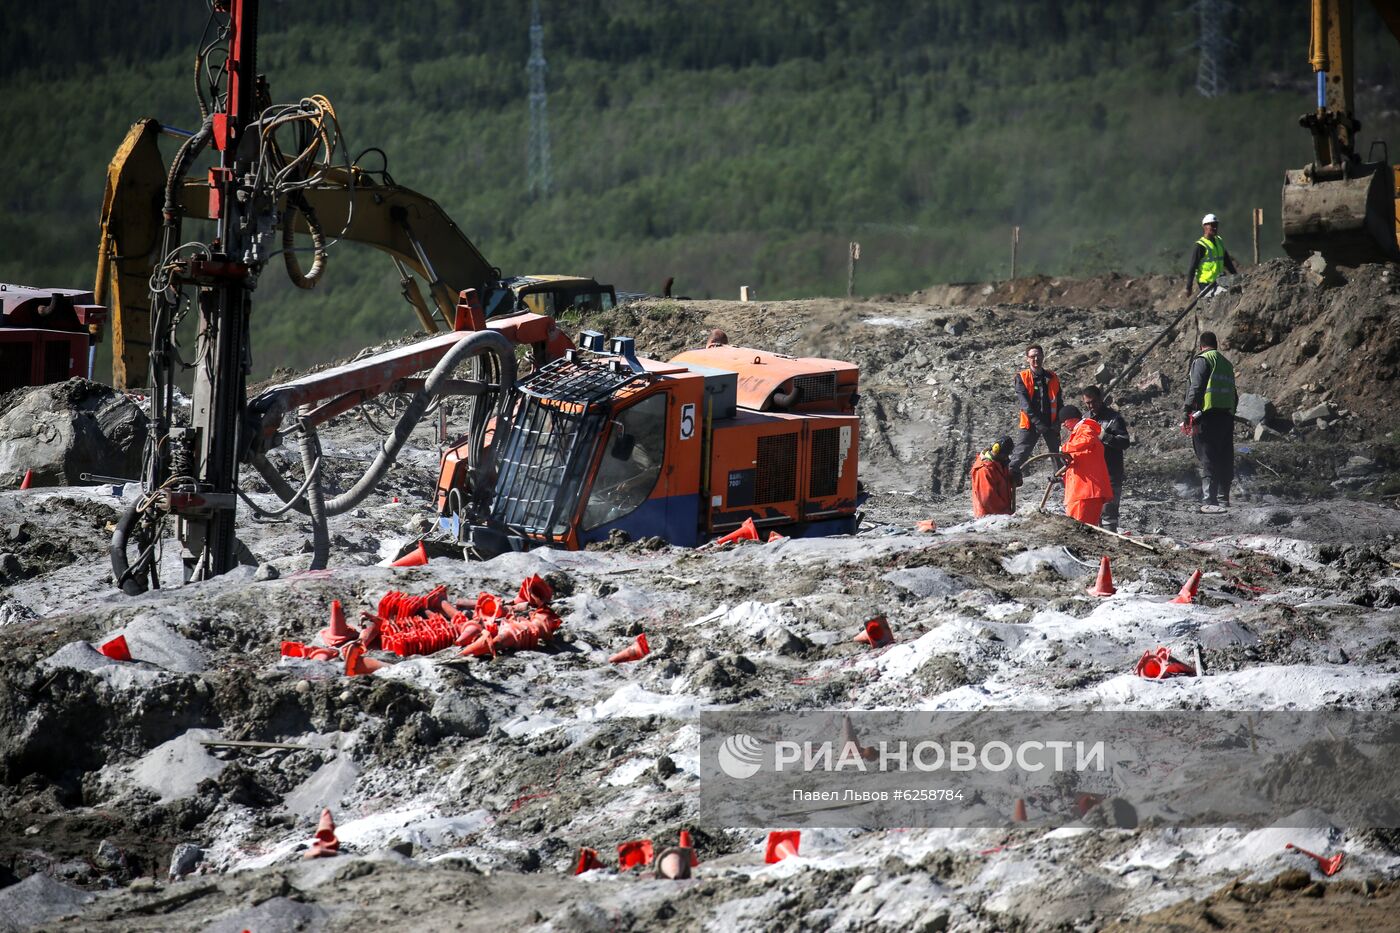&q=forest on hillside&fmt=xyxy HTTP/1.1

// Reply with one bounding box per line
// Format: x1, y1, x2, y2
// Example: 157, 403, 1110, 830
3, 1, 1400, 375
